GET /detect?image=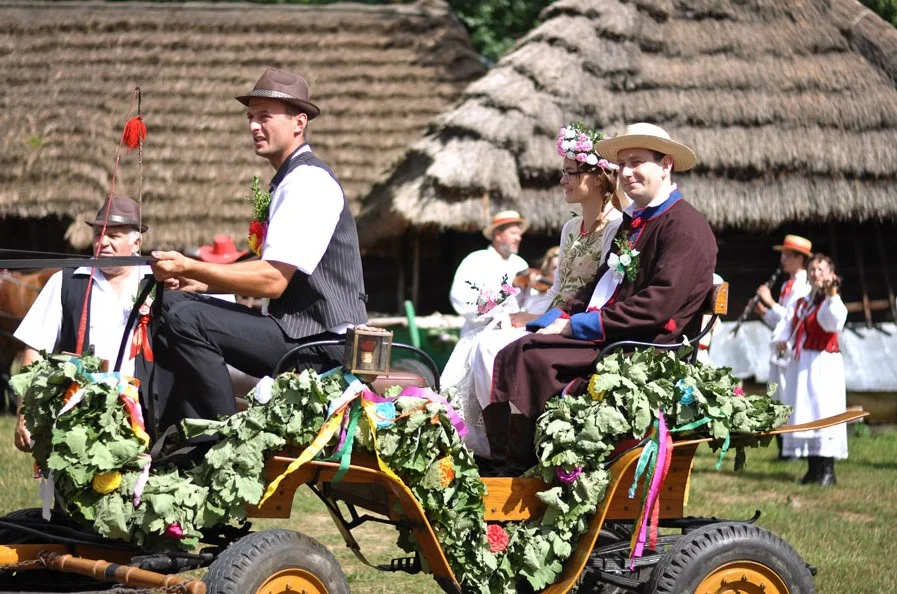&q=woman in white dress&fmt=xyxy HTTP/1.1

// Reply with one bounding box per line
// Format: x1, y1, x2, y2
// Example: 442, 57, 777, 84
442, 123, 626, 459
775, 253, 847, 486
